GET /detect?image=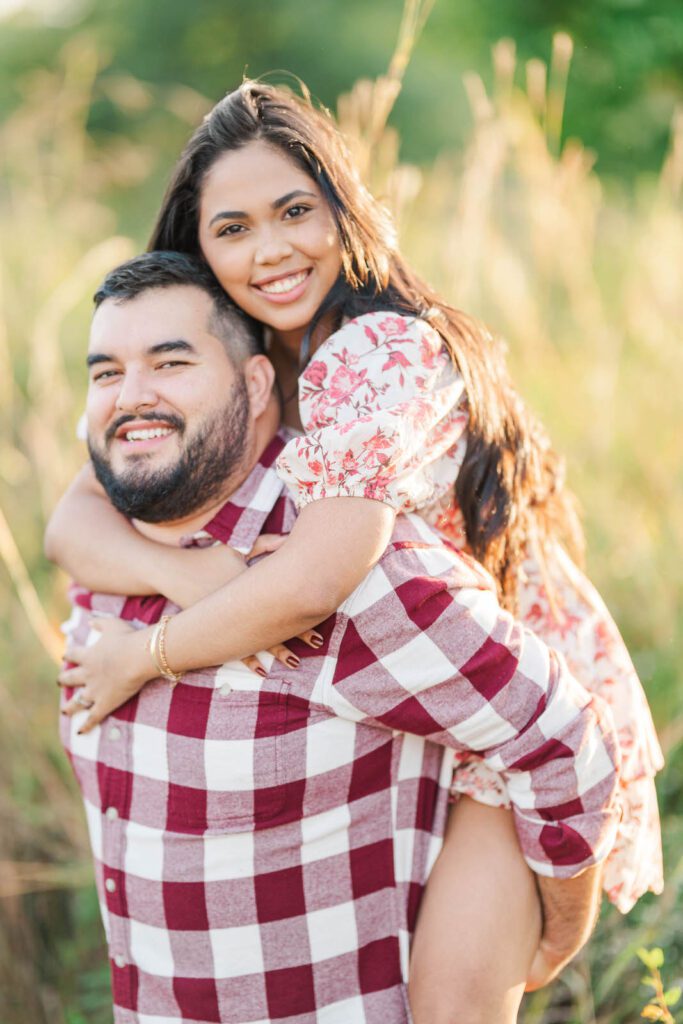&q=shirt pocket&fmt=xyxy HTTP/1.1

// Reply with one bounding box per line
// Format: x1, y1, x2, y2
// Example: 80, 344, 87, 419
163, 659, 327, 835
164, 668, 292, 834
